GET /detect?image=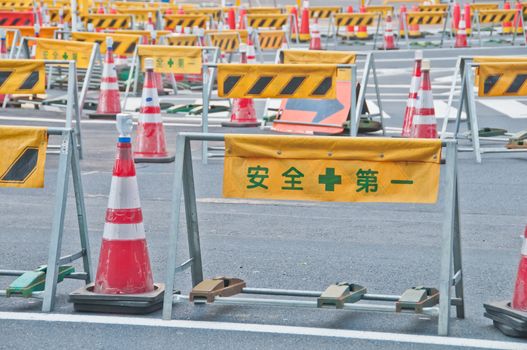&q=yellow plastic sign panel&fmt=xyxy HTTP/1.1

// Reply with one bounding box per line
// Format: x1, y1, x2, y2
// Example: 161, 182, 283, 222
0, 59, 45, 94
35, 39, 94, 69
71, 32, 141, 56
217, 64, 337, 99
0, 126, 47, 188
223, 135, 442, 203
478, 62, 527, 97
281, 50, 356, 80
165, 34, 199, 46
137, 45, 202, 74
